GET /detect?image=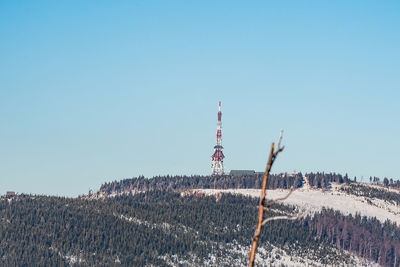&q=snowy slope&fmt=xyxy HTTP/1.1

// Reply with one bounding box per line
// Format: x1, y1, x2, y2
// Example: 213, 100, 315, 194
189, 183, 400, 225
